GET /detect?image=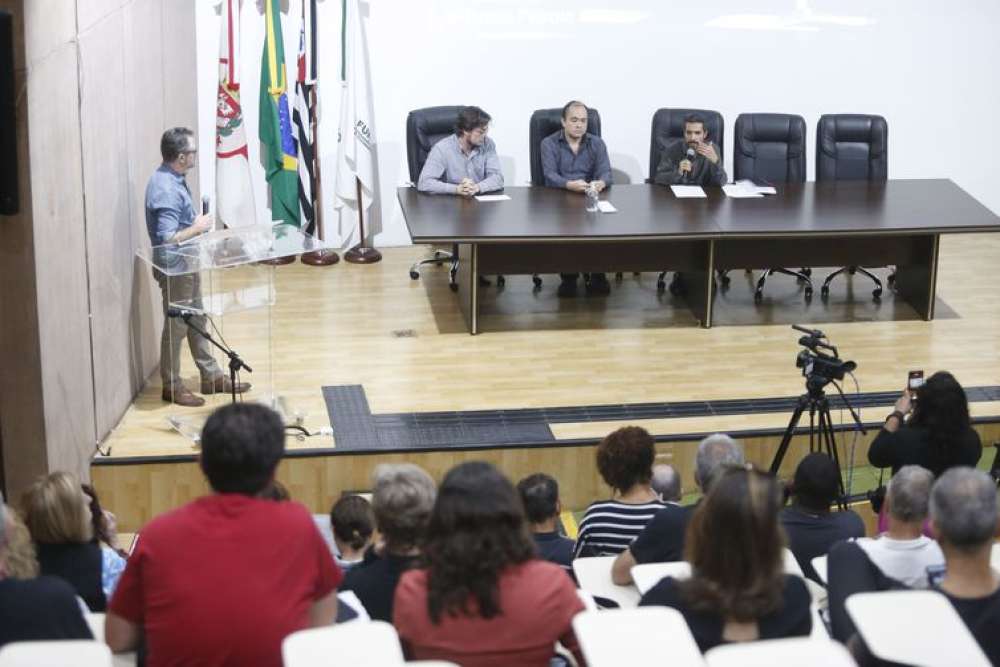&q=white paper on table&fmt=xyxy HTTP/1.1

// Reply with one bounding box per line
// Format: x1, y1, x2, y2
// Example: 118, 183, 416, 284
474, 194, 511, 202
670, 185, 707, 198
722, 183, 764, 198
596, 201, 618, 213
